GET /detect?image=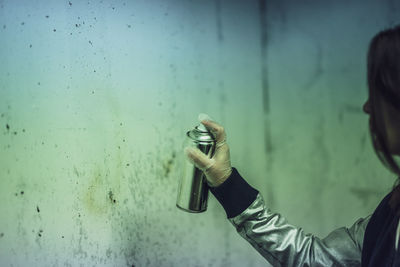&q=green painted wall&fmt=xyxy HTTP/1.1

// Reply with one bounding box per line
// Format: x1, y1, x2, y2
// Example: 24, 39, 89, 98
0, 0, 399, 266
